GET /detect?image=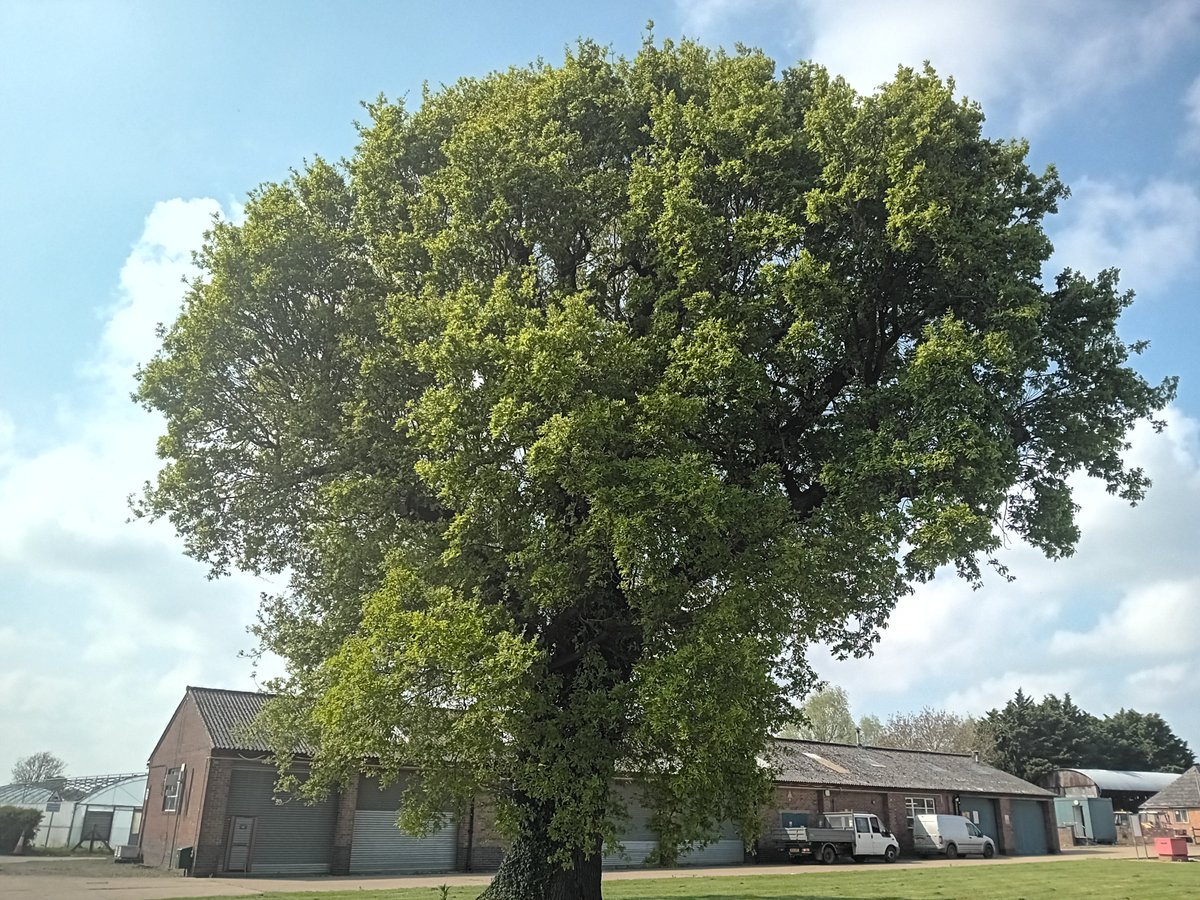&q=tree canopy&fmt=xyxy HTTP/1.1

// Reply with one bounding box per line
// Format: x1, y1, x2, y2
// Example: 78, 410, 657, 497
868, 707, 988, 755
982, 690, 1194, 782
781, 686, 857, 743
135, 37, 1174, 899
10, 752, 66, 785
